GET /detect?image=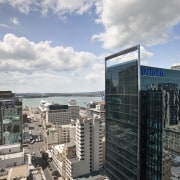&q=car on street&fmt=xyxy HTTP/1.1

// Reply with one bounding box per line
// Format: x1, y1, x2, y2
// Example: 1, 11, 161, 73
30, 139, 35, 144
